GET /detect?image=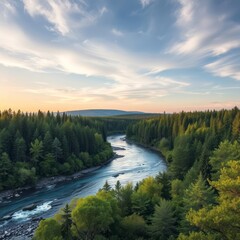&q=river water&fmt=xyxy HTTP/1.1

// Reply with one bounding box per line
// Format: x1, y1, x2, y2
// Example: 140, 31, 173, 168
0, 135, 166, 229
